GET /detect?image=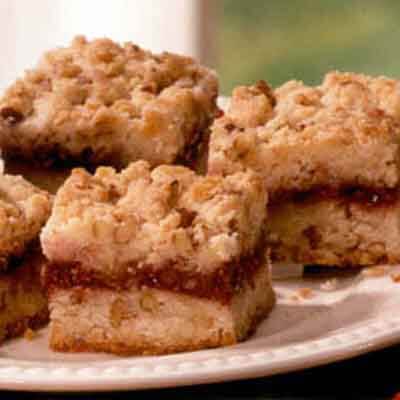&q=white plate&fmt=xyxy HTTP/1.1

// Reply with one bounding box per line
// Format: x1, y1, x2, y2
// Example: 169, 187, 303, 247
1, 265, 400, 392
